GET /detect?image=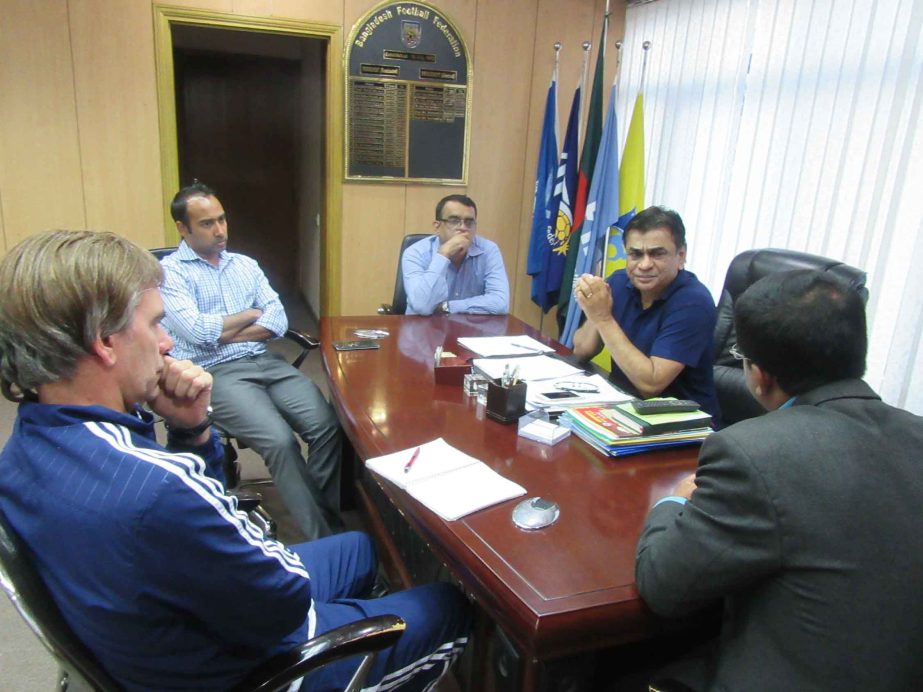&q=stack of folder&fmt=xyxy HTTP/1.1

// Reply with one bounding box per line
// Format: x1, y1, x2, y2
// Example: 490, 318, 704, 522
560, 399, 714, 457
